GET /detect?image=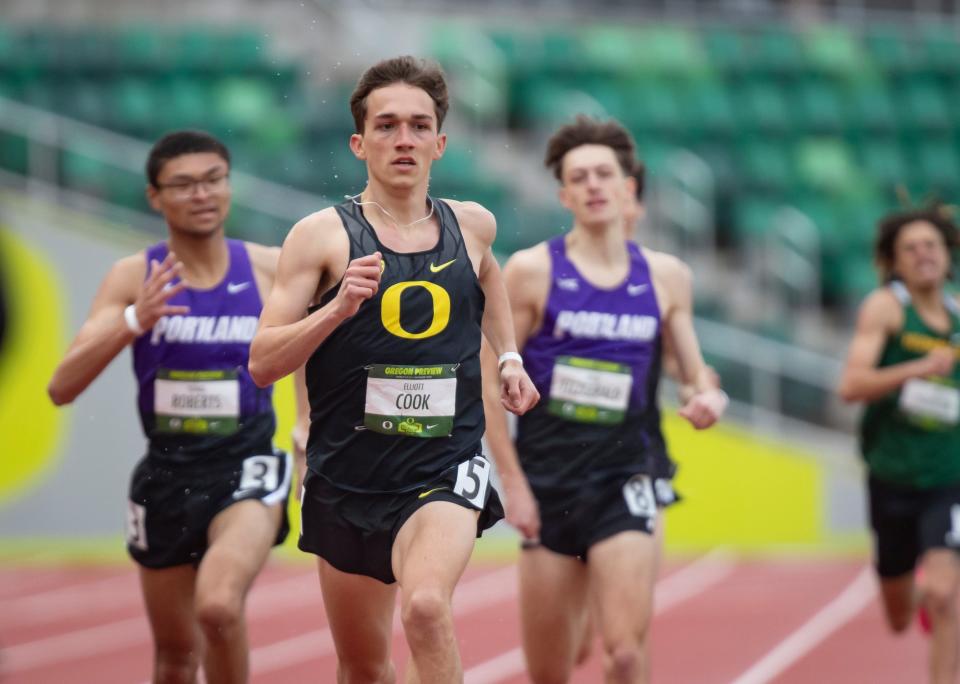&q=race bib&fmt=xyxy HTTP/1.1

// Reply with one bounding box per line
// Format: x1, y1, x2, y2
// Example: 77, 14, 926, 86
899, 378, 960, 427
154, 369, 239, 435
364, 364, 457, 438
548, 356, 633, 425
